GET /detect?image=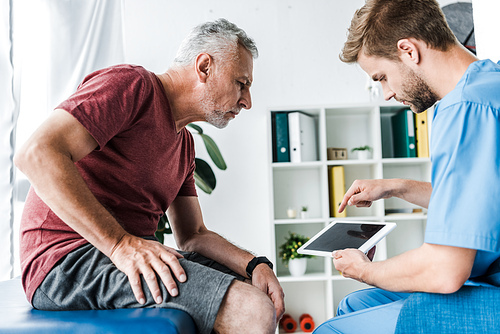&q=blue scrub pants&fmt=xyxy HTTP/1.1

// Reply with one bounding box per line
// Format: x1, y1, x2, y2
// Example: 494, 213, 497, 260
314, 288, 410, 334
